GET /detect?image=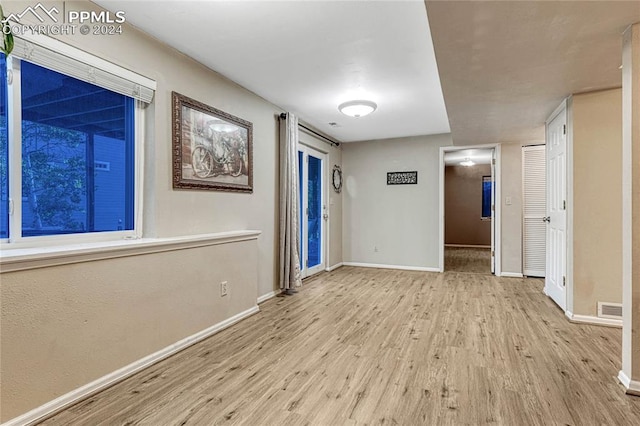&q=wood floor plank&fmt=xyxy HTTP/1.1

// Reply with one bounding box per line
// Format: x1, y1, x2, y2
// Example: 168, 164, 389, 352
40, 258, 640, 426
